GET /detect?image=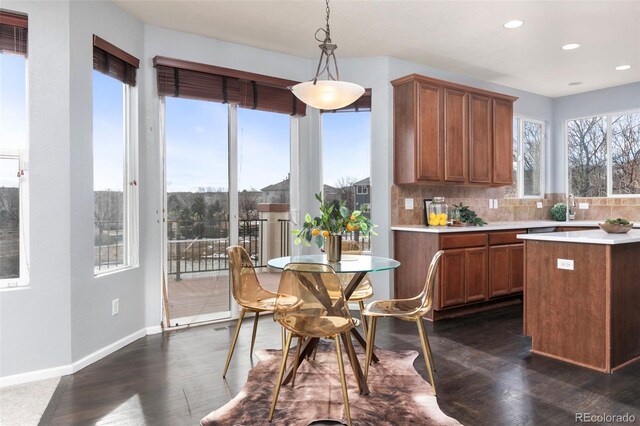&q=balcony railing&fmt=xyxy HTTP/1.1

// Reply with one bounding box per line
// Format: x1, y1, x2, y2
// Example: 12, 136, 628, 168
94, 220, 124, 272
166, 218, 266, 279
